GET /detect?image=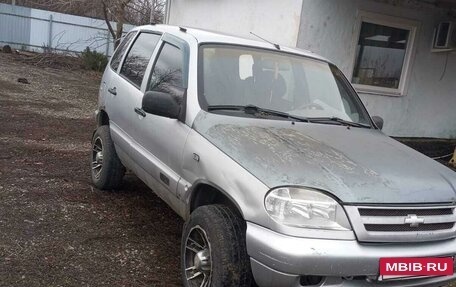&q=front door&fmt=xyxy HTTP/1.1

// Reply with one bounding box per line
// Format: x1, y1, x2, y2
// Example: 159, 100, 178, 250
133, 34, 191, 196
